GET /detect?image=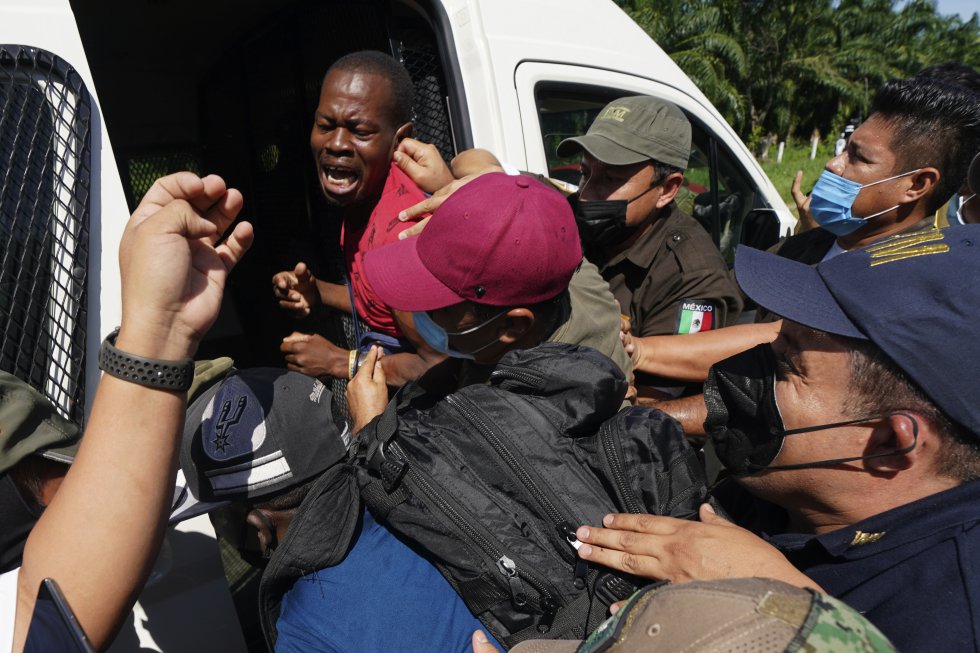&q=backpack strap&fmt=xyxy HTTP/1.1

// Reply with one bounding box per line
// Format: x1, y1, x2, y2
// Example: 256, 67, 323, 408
354, 383, 430, 511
